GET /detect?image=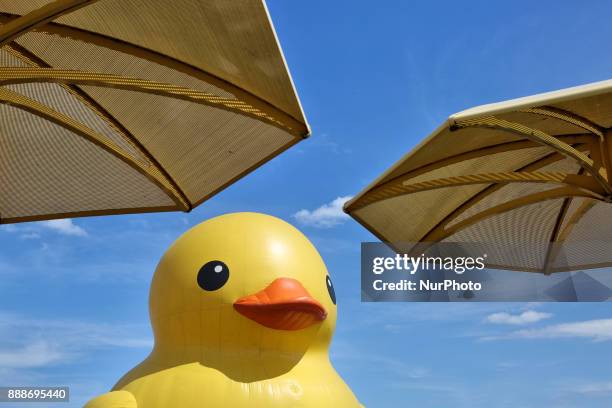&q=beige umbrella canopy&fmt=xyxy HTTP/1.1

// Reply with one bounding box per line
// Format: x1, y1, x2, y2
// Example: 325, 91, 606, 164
345, 79, 612, 273
0, 0, 309, 224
